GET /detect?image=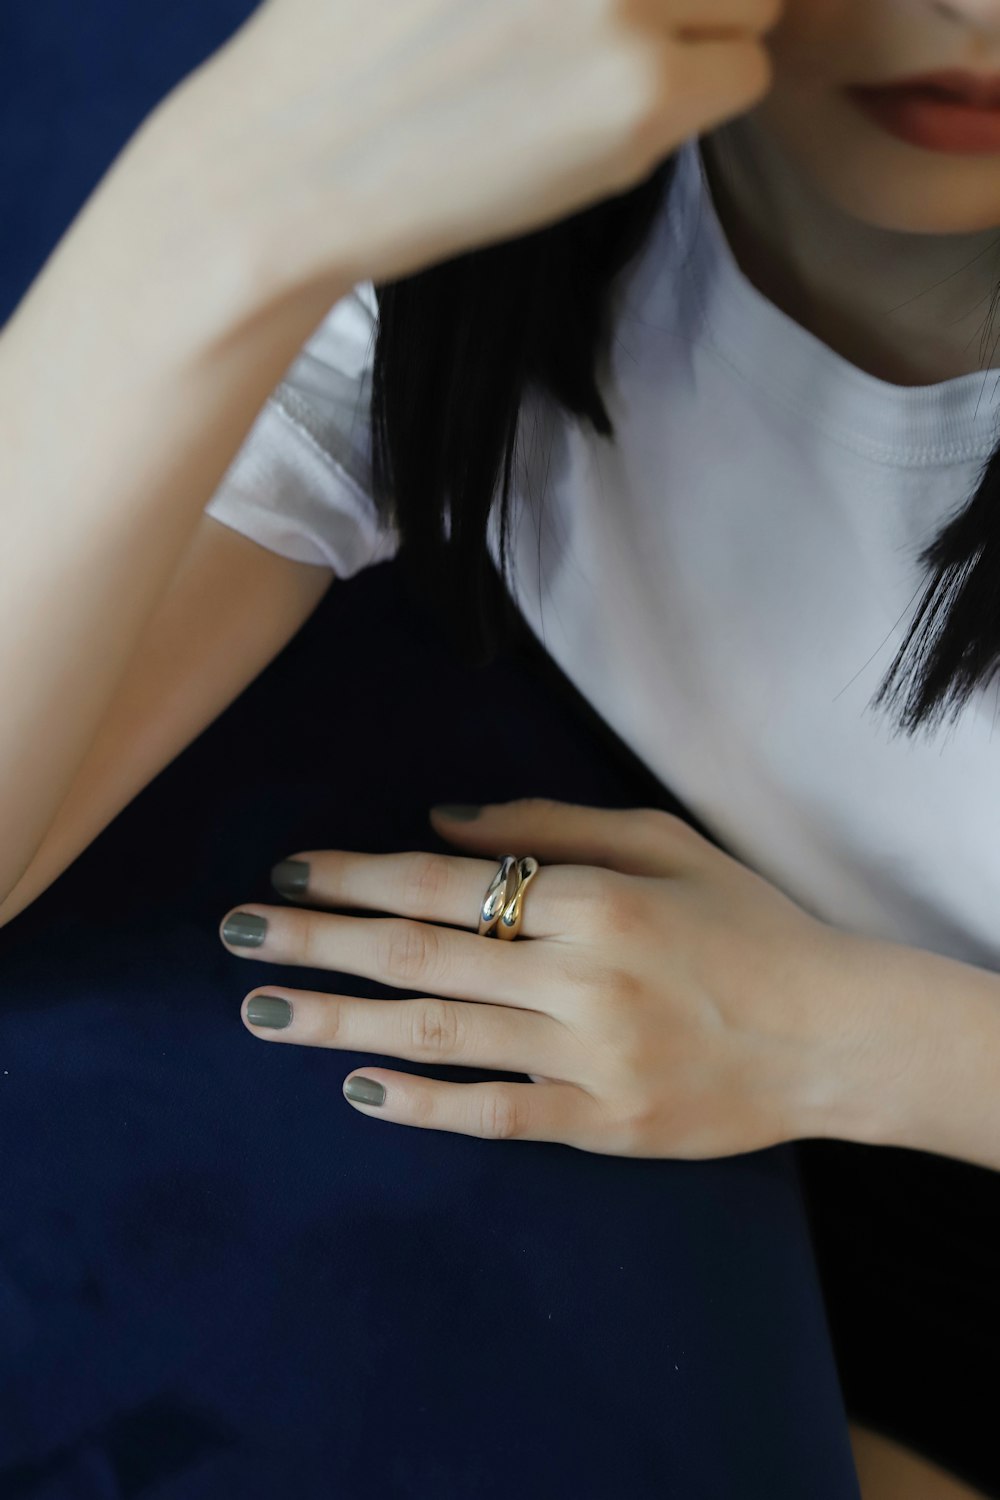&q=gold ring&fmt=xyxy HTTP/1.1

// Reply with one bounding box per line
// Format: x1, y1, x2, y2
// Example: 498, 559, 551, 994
477, 855, 539, 940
